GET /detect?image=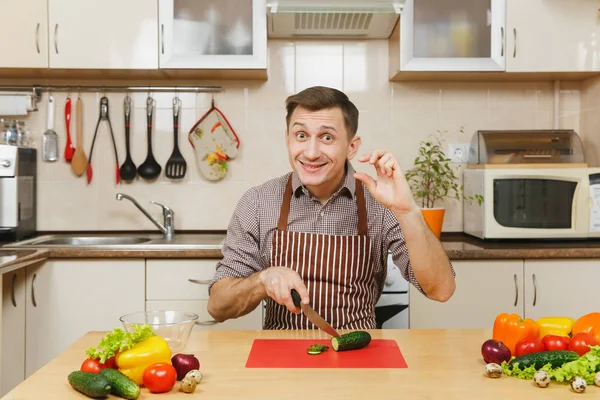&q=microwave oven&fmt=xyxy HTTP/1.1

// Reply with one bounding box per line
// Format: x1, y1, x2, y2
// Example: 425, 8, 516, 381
463, 129, 594, 240
463, 167, 591, 239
